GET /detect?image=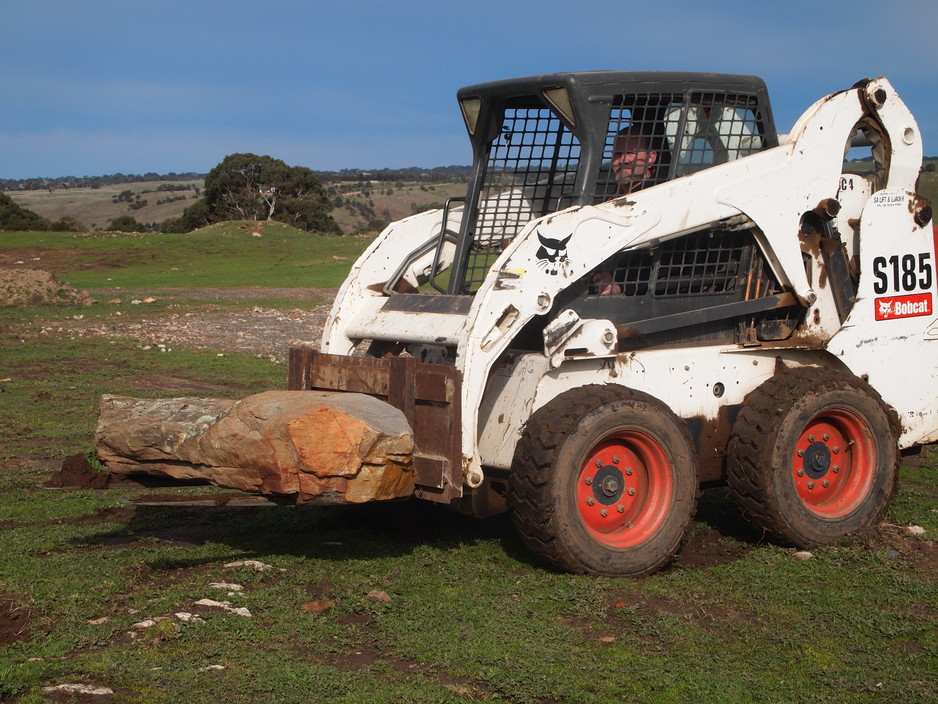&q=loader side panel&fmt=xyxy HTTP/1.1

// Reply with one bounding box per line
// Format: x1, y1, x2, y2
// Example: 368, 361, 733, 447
288, 347, 463, 503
